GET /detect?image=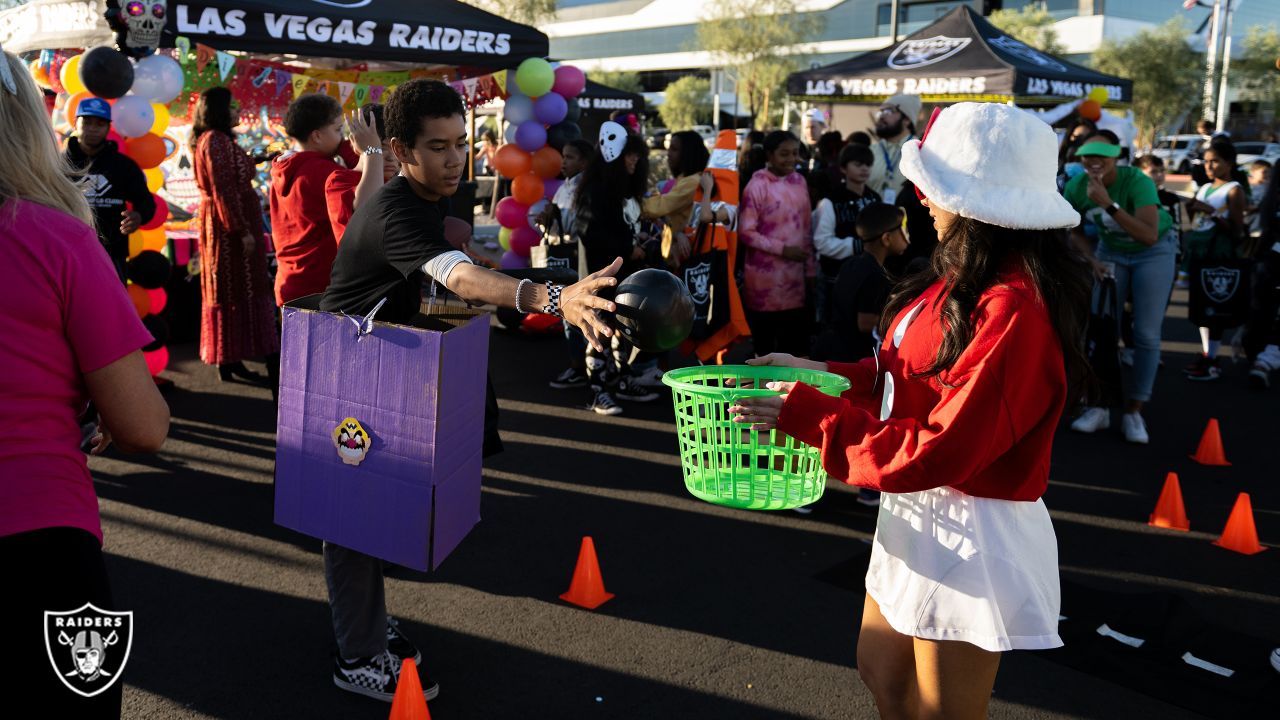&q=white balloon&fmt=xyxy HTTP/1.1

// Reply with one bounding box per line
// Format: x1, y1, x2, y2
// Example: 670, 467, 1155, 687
504, 122, 518, 144
133, 54, 185, 104
113, 95, 155, 138
504, 95, 533, 126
